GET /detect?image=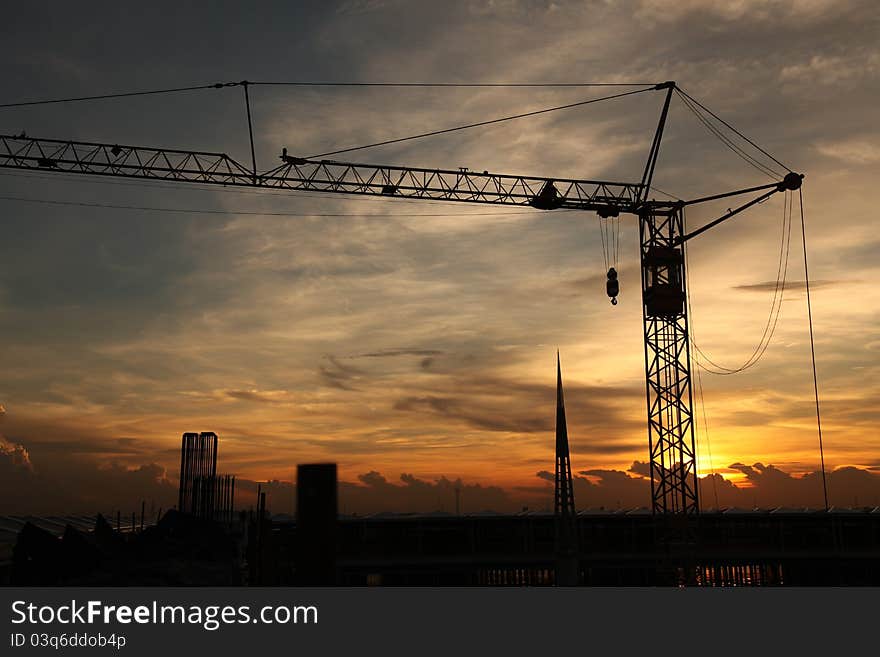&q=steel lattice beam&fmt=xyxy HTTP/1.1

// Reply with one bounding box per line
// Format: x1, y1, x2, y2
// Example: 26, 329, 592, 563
261, 158, 643, 211
0, 134, 643, 214
639, 206, 699, 515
